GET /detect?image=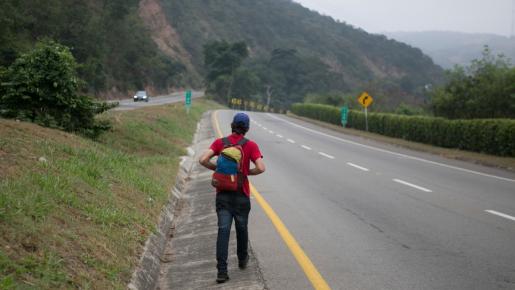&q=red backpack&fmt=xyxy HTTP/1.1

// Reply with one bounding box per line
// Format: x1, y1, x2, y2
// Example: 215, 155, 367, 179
211, 137, 248, 192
